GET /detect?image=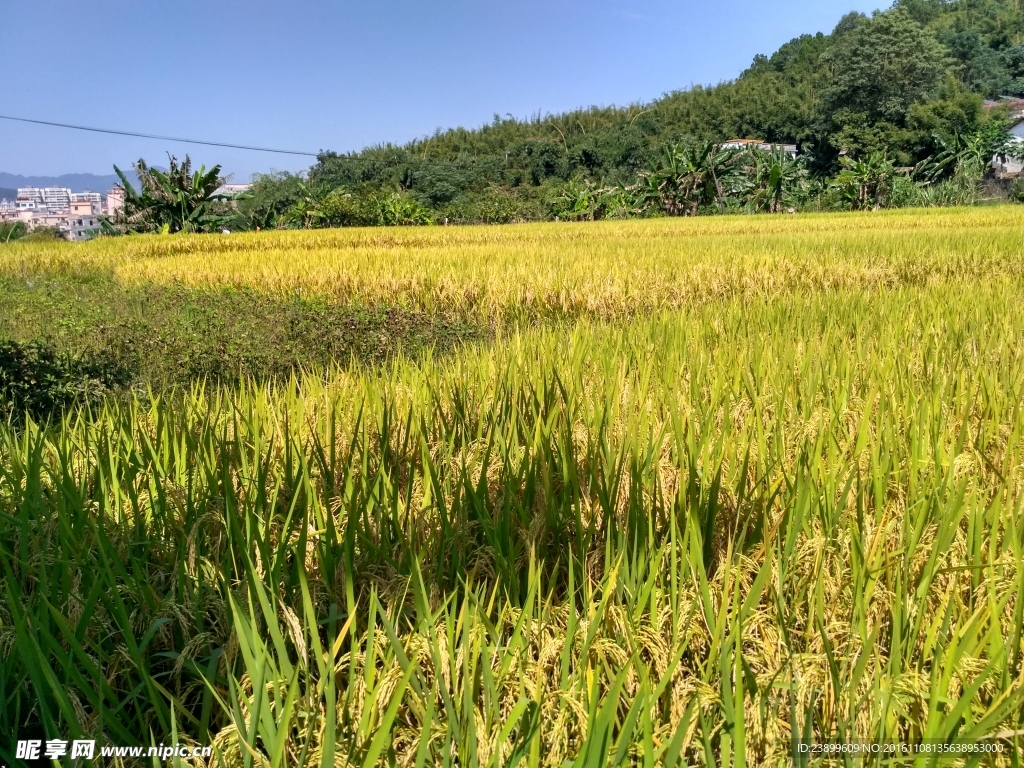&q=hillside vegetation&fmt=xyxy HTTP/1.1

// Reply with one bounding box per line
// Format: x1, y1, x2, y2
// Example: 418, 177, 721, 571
212, 0, 1024, 228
